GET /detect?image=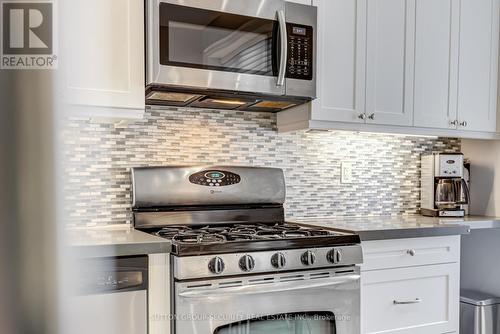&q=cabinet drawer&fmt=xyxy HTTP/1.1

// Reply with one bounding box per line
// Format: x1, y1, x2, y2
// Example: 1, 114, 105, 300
361, 236, 460, 271
362, 264, 460, 334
